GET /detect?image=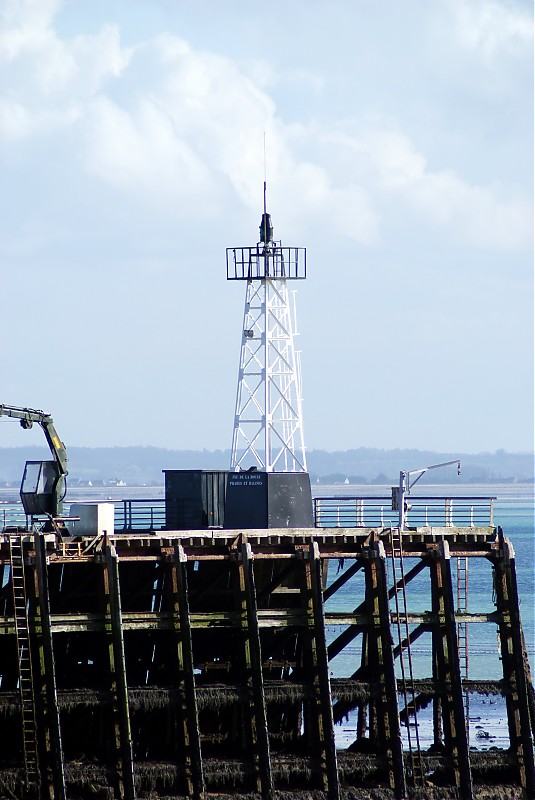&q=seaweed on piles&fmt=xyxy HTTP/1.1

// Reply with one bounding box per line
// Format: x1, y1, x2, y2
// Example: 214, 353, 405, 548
337, 751, 382, 779
58, 689, 110, 710
330, 679, 375, 702
196, 685, 245, 709
271, 756, 314, 782
128, 687, 177, 711
0, 768, 24, 795
202, 758, 249, 787
63, 761, 110, 783
134, 762, 179, 789
0, 692, 19, 716
264, 681, 310, 703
